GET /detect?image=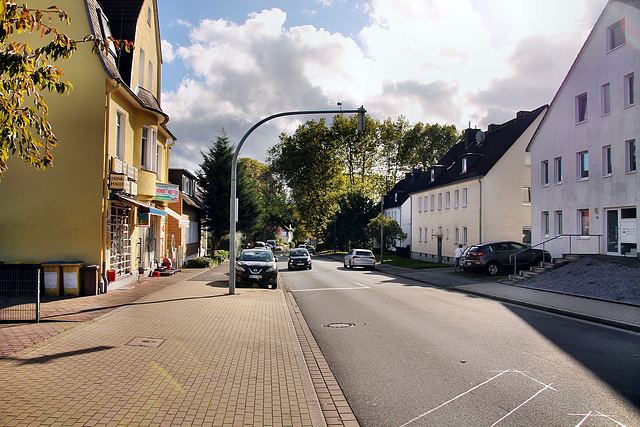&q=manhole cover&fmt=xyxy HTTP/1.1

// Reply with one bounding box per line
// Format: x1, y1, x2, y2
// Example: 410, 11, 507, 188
323, 322, 356, 328
126, 337, 164, 347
